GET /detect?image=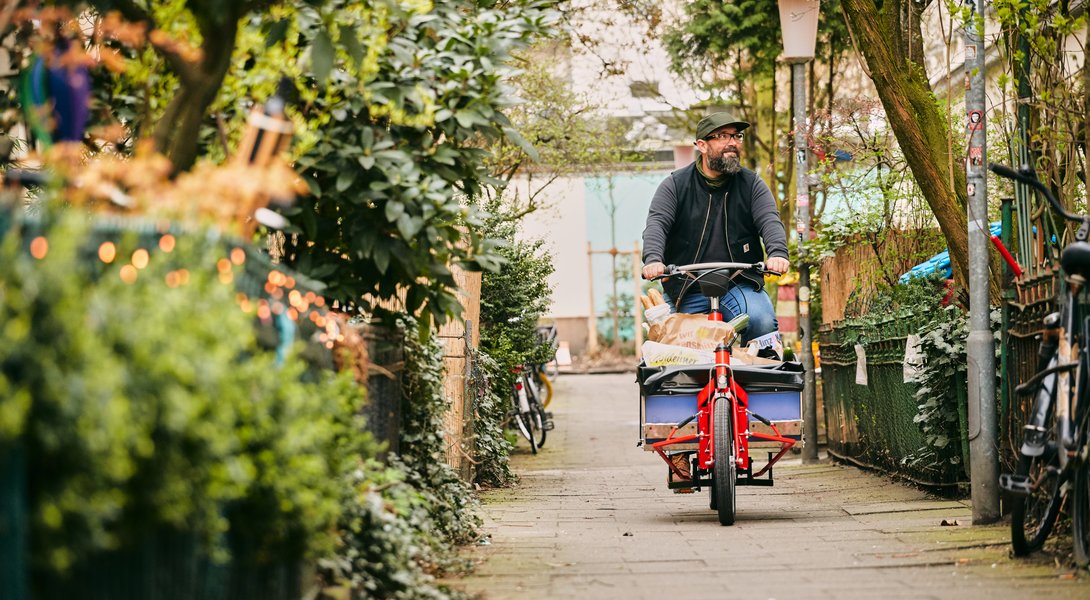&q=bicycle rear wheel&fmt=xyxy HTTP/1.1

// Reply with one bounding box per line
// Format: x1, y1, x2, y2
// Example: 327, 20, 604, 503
512, 382, 538, 454
512, 411, 538, 454
1010, 450, 1062, 556
713, 396, 736, 526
